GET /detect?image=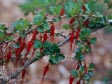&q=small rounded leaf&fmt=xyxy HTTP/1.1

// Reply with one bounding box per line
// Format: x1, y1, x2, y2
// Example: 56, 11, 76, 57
34, 40, 42, 49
